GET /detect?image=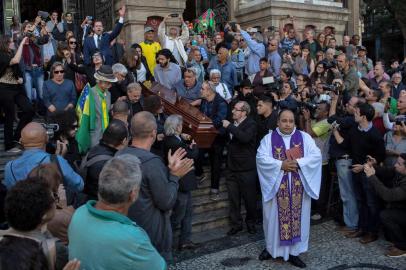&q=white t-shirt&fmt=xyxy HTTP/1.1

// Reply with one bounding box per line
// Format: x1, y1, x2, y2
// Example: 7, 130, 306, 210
136, 63, 147, 83
215, 83, 232, 101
